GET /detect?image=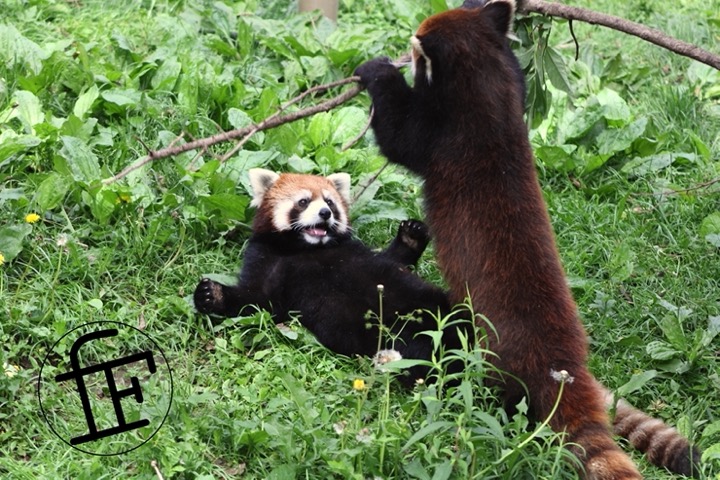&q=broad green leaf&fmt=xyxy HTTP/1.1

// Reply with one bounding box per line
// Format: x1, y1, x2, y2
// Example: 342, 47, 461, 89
701, 443, 720, 463
544, 47, 572, 94
101, 88, 141, 107
621, 153, 676, 177
658, 314, 688, 351
35, 172, 72, 210
287, 154, 317, 173
596, 88, 631, 126
82, 188, 117, 223
0, 188, 24, 203
14, 90, 44, 132
560, 101, 604, 143
616, 369, 657, 397
0, 24, 50, 75
330, 106, 368, 145
701, 420, 720, 438
227, 108, 253, 129
199, 193, 248, 221
0, 224, 32, 262
657, 298, 693, 320
403, 421, 455, 450
151, 56, 182, 90
700, 316, 720, 348
535, 145, 576, 171
596, 117, 647, 156
431, 460, 453, 480
308, 112, 332, 147
0, 131, 41, 162
299, 56, 330, 81
73, 85, 99, 119
700, 212, 720, 247
608, 241, 635, 281
59, 136, 101, 182
430, 0, 449, 13
646, 341, 679, 361
404, 458, 431, 480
